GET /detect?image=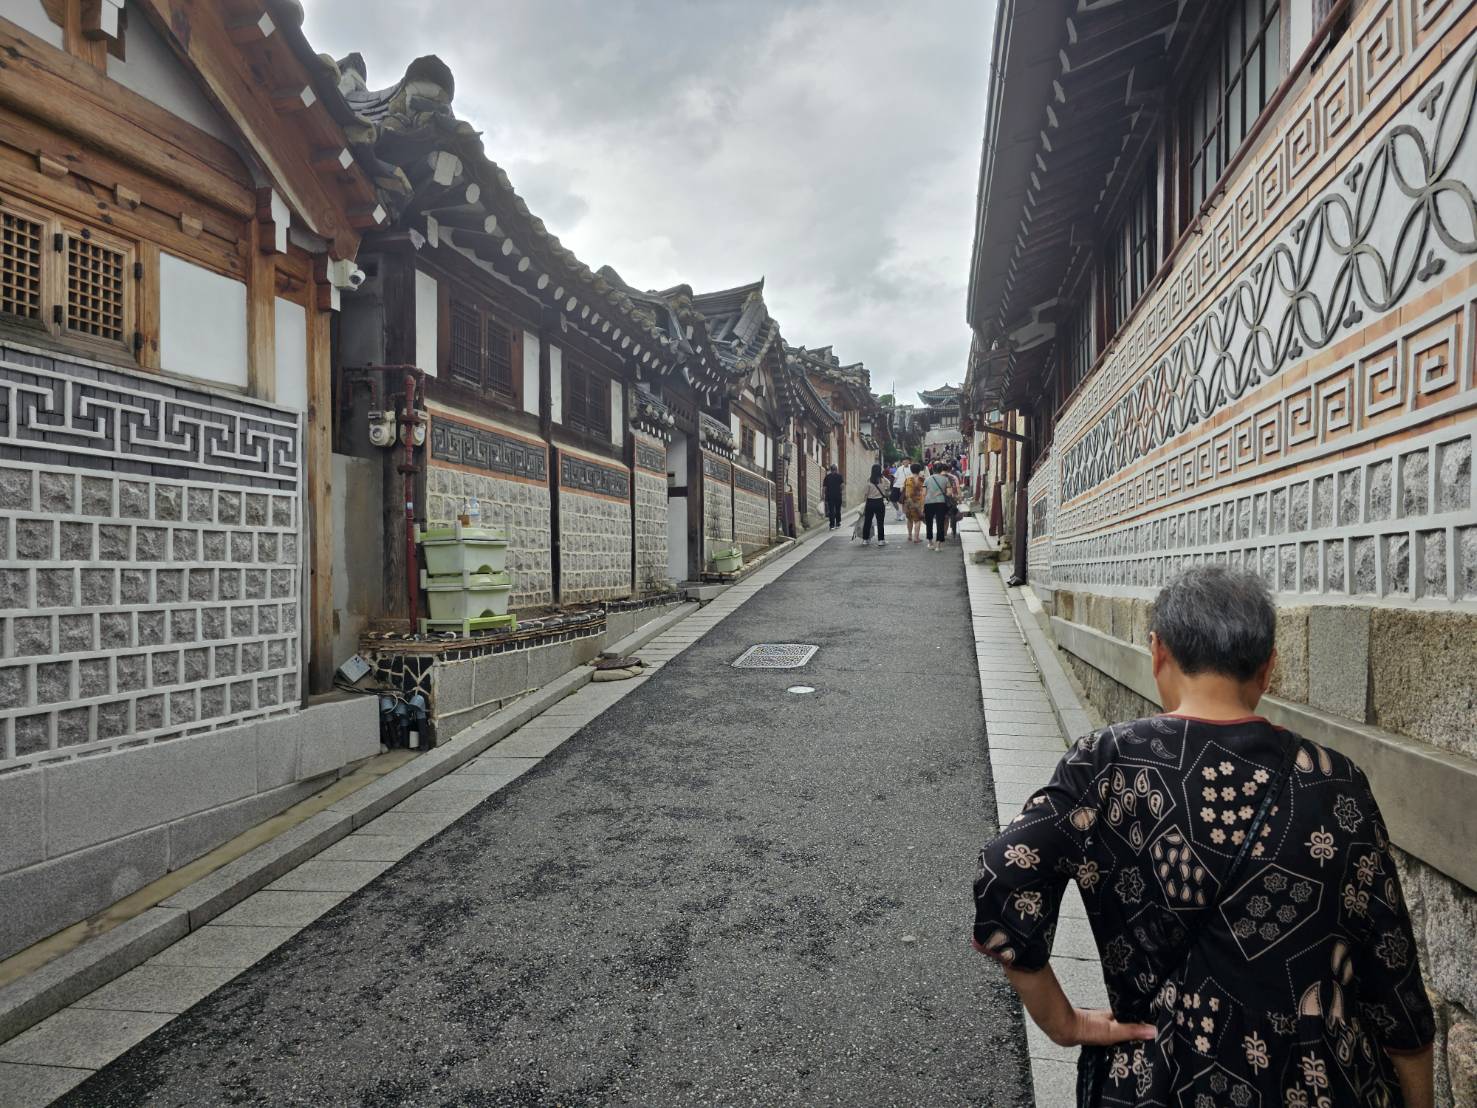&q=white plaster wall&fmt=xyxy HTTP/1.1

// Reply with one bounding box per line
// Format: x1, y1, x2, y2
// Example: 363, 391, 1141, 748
414, 269, 438, 377
7, 2, 64, 47
159, 254, 248, 389
522, 330, 540, 415
756, 431, 768, 470
549, 344, 563, 424
107, 10, 232, 142
730, 413, 741, 440
273, 297, 308, 412
610, 380, 624, 448
1288, 3, 1314, 62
